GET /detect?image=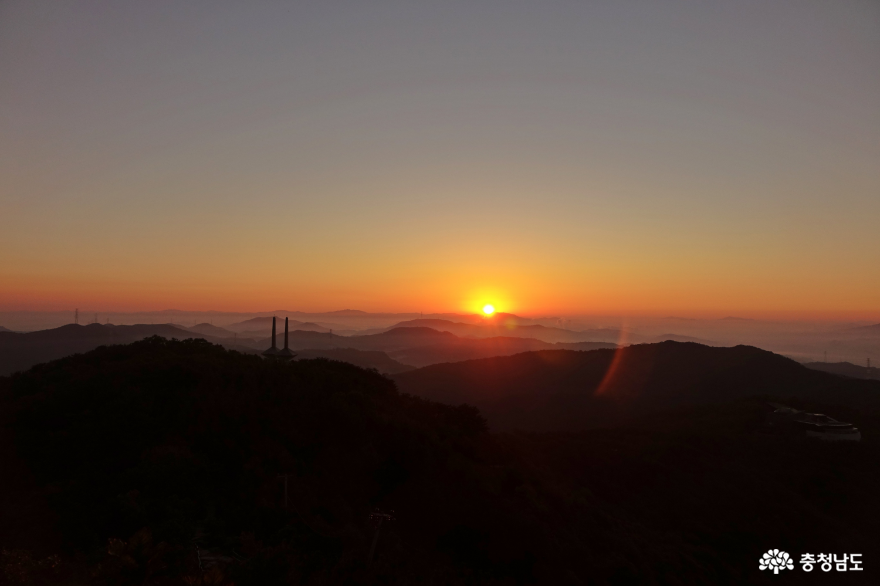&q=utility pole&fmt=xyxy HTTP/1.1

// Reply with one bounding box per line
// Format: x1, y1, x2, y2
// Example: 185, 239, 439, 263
75, 308, 79, 325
